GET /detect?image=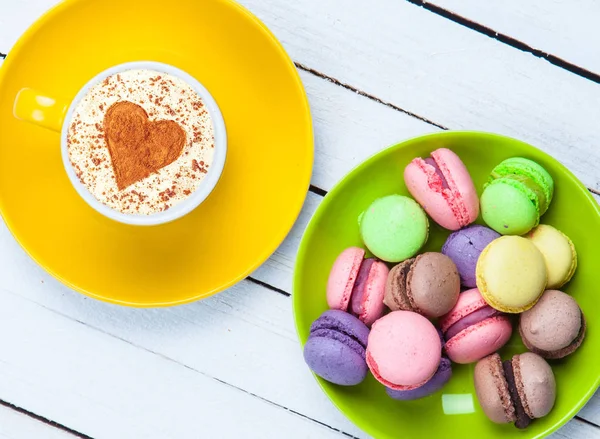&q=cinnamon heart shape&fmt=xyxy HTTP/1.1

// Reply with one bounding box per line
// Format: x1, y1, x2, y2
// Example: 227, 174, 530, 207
103, 101, 186, 190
